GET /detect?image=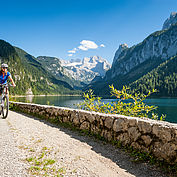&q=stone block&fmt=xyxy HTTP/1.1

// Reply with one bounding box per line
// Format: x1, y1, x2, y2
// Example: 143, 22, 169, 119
128, 127, 141, 141
141, 135, 152, 146
78, 112, 86, 123
72, 112, 80, 126
138, 120, 152, 133
152, 124, 172, 142
103, 130, 112, 141
117, 132, 131, 146
113, 118, 128, 132
153, 142, 177, 163
85, 113, 95, 123
63, 116, 69, 123
80, 121, 90, 130
129, 118, 137, 127
99, 117, 105, 126
104, 117, 114, 129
